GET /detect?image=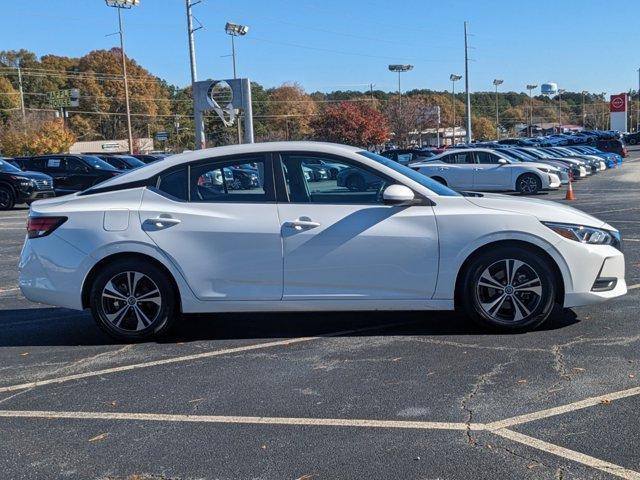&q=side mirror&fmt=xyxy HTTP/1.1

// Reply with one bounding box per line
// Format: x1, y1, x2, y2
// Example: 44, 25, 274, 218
498, 158, 508, 165
383, 184, 416, 206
